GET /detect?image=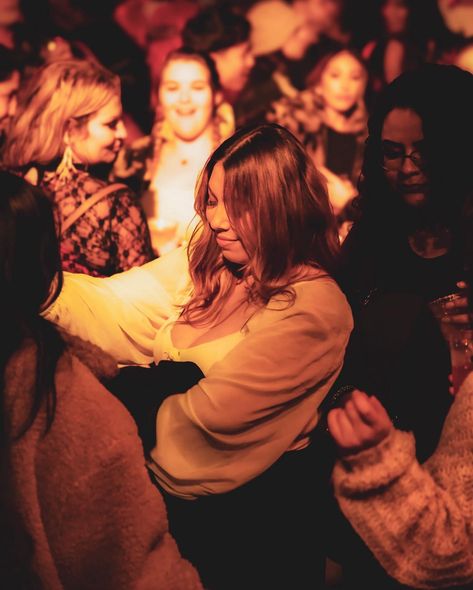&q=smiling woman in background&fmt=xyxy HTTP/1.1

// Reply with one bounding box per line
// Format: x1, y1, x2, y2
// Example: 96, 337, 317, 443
2, 58, 153, 277
114, 48, 234, 256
